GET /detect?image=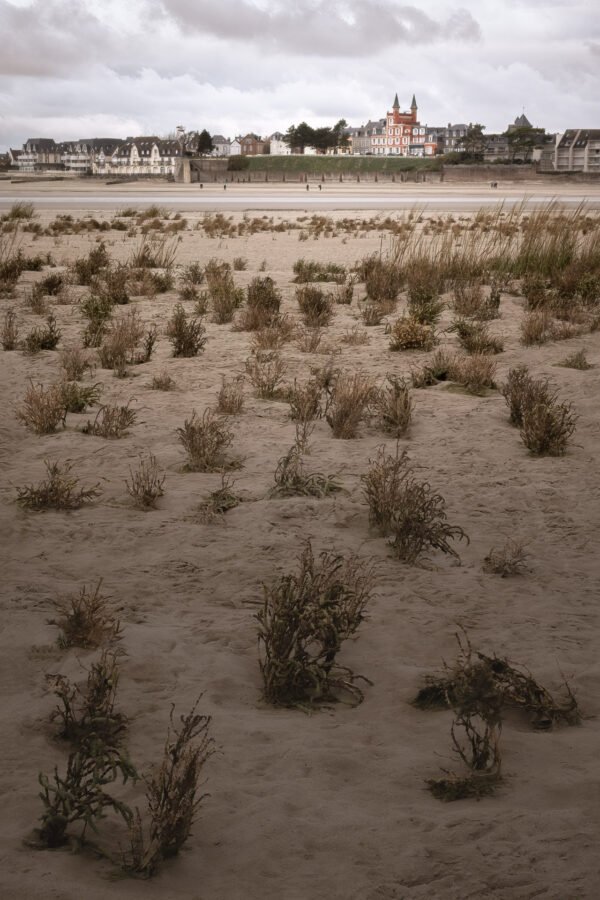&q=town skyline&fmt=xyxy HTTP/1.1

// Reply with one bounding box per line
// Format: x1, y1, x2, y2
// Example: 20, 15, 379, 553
1, 0, 599, 153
